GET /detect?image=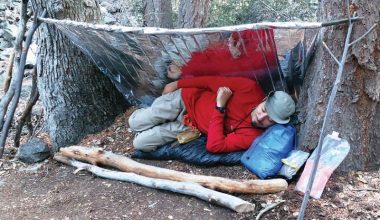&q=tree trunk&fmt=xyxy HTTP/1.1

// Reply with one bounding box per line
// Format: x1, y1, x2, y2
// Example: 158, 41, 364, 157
143, 0, 173, 28
177, 0, 210, 28
30, 0, 127, 152
298, 0, 380, 171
